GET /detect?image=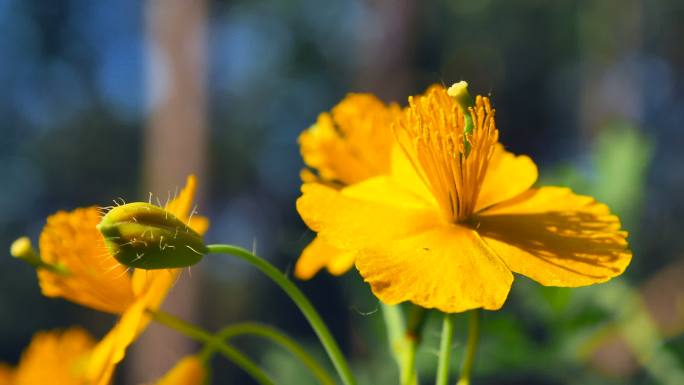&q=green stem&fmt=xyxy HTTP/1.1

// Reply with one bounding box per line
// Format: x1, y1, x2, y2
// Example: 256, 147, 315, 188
201, 322, 336, 385
401, 339, 418, 385
457, 310, 480, 385
150, 310, 275, 385
206, 244, 357, 385
435, 313, 455, 385
381, 304, 417, 385
402, 305, 427, 385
